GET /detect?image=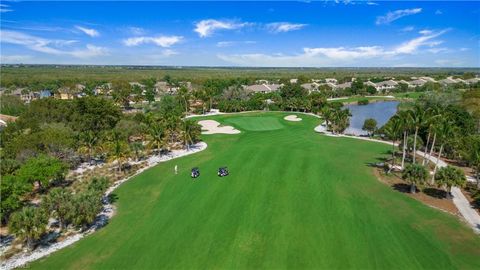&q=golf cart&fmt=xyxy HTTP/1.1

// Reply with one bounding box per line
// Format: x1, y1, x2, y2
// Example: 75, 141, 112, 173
191, 167, 200, 179
217, 167, 229, 177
